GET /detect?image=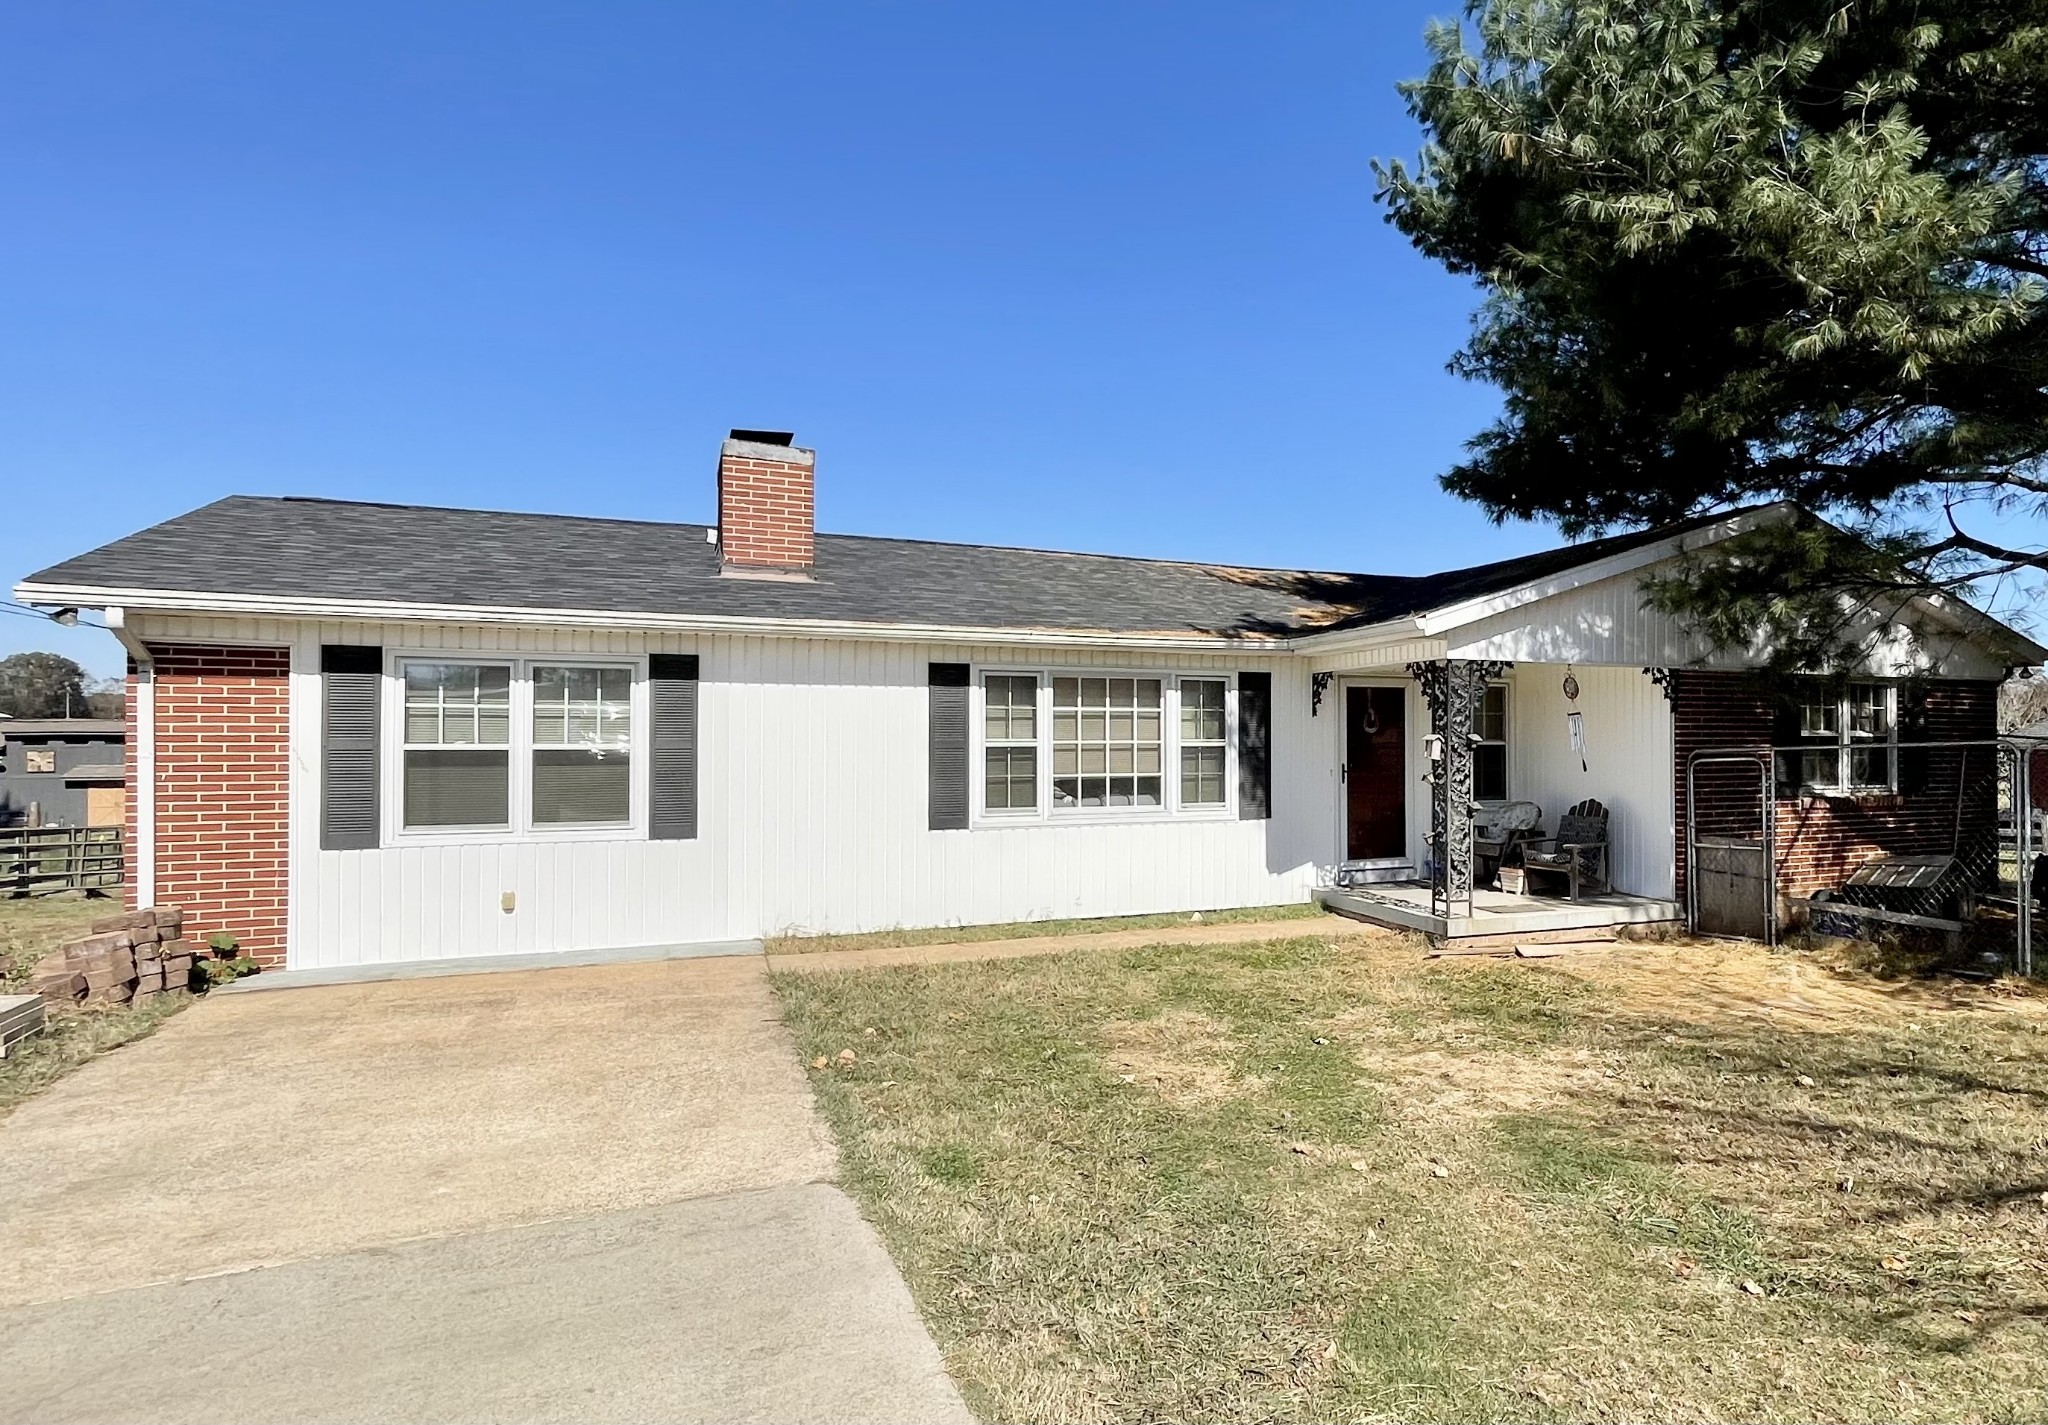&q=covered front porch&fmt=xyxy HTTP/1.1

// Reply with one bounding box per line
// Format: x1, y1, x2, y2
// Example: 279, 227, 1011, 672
1311, 649, 1682, 943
